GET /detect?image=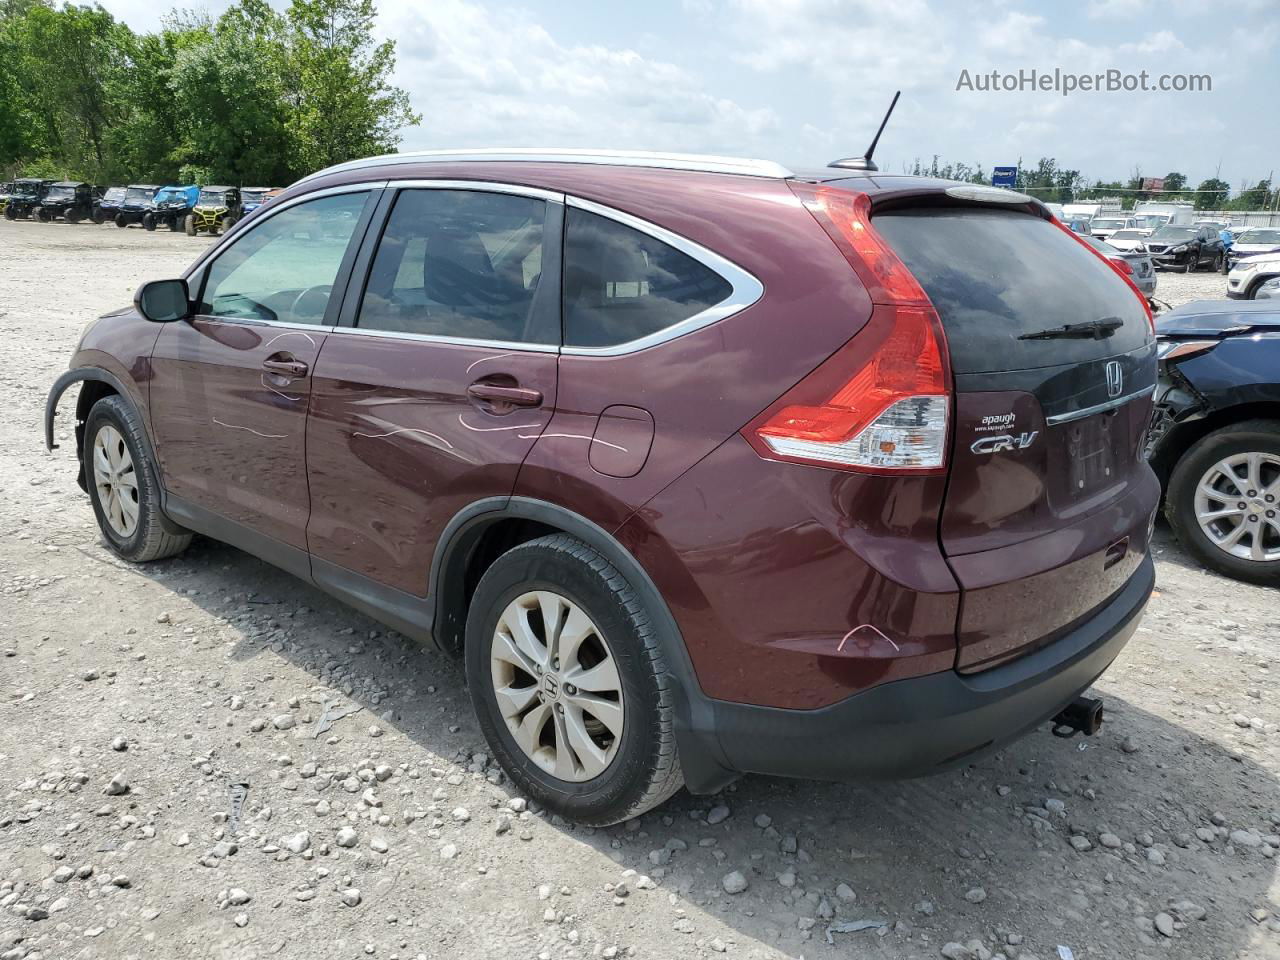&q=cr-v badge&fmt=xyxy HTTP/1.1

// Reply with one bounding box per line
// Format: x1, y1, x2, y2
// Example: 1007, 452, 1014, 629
971, 431, 1039, 455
